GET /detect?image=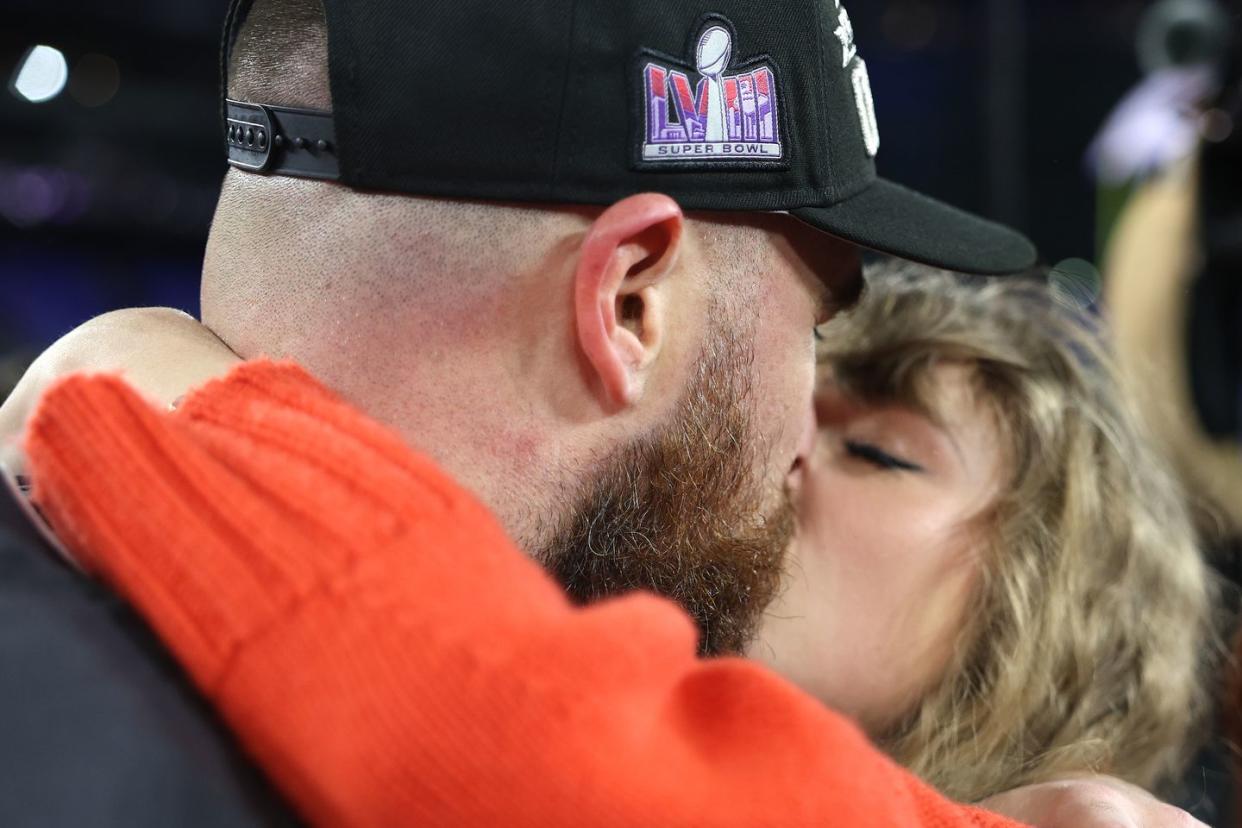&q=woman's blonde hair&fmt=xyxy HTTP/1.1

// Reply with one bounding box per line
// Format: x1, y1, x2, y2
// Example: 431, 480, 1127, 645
818, 264, 1219, 802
